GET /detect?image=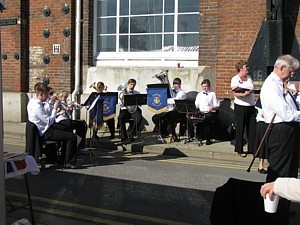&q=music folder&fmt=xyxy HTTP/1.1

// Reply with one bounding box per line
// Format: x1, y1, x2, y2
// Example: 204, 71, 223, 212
233, 87, 260, 94
175, 99, 199, 114
83, 92, 118, 107
124, 94, 147, 106
147, 83, 172, 98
